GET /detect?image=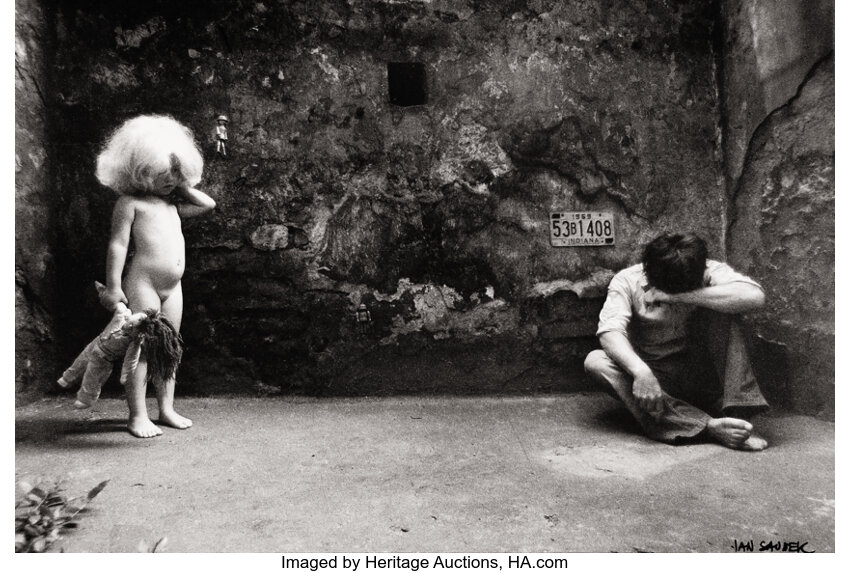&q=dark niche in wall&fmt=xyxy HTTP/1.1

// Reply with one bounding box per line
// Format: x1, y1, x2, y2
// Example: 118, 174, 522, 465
387, 62, 427, 106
